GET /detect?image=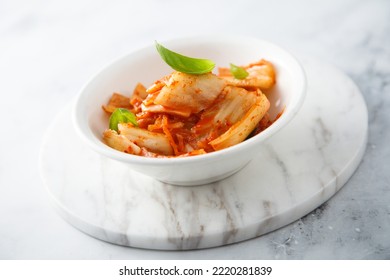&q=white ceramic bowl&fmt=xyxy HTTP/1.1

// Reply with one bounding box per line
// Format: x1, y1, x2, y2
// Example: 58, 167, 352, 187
73, 36, 306, 186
